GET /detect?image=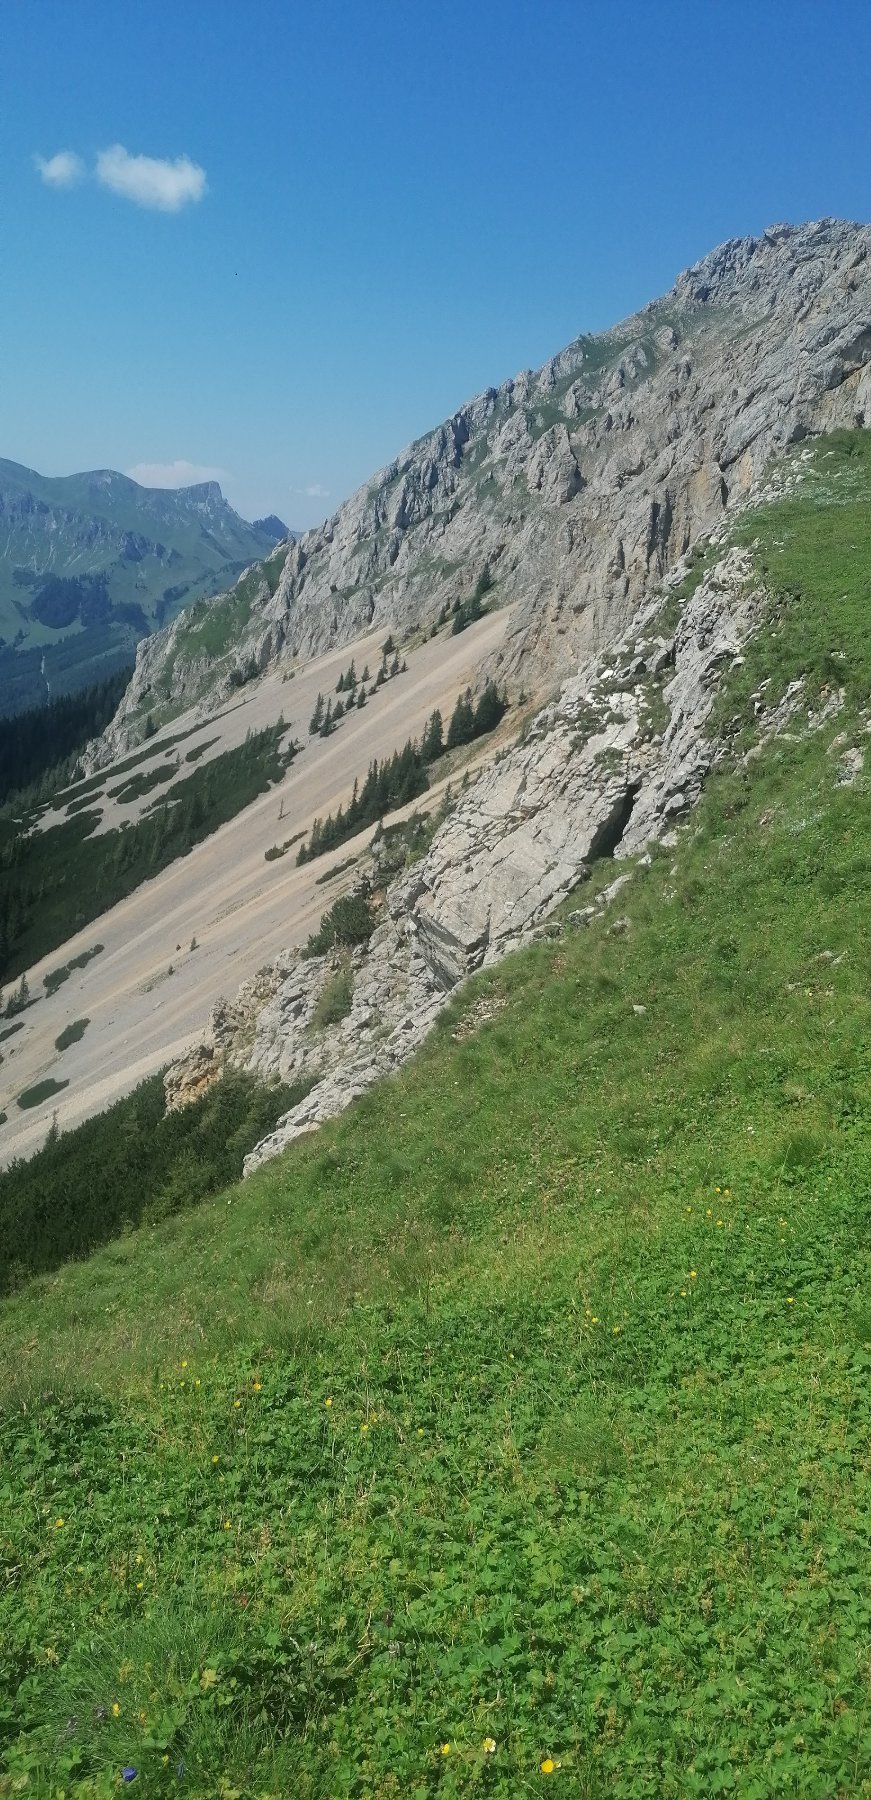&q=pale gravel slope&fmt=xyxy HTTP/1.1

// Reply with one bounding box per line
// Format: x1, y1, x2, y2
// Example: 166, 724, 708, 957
0, 609, 509, 1164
